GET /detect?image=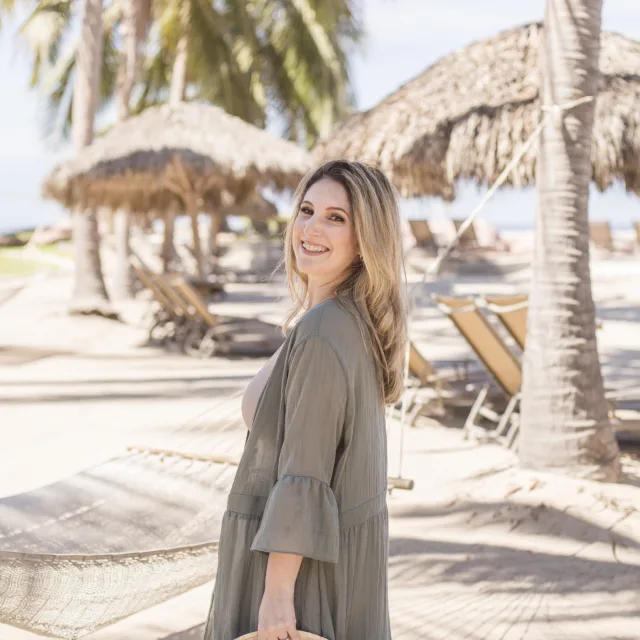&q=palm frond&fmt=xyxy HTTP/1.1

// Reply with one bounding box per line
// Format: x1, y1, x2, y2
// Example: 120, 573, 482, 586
39, 12, 120, 143
17, 0, 74, 87
188, 0, 264, 125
